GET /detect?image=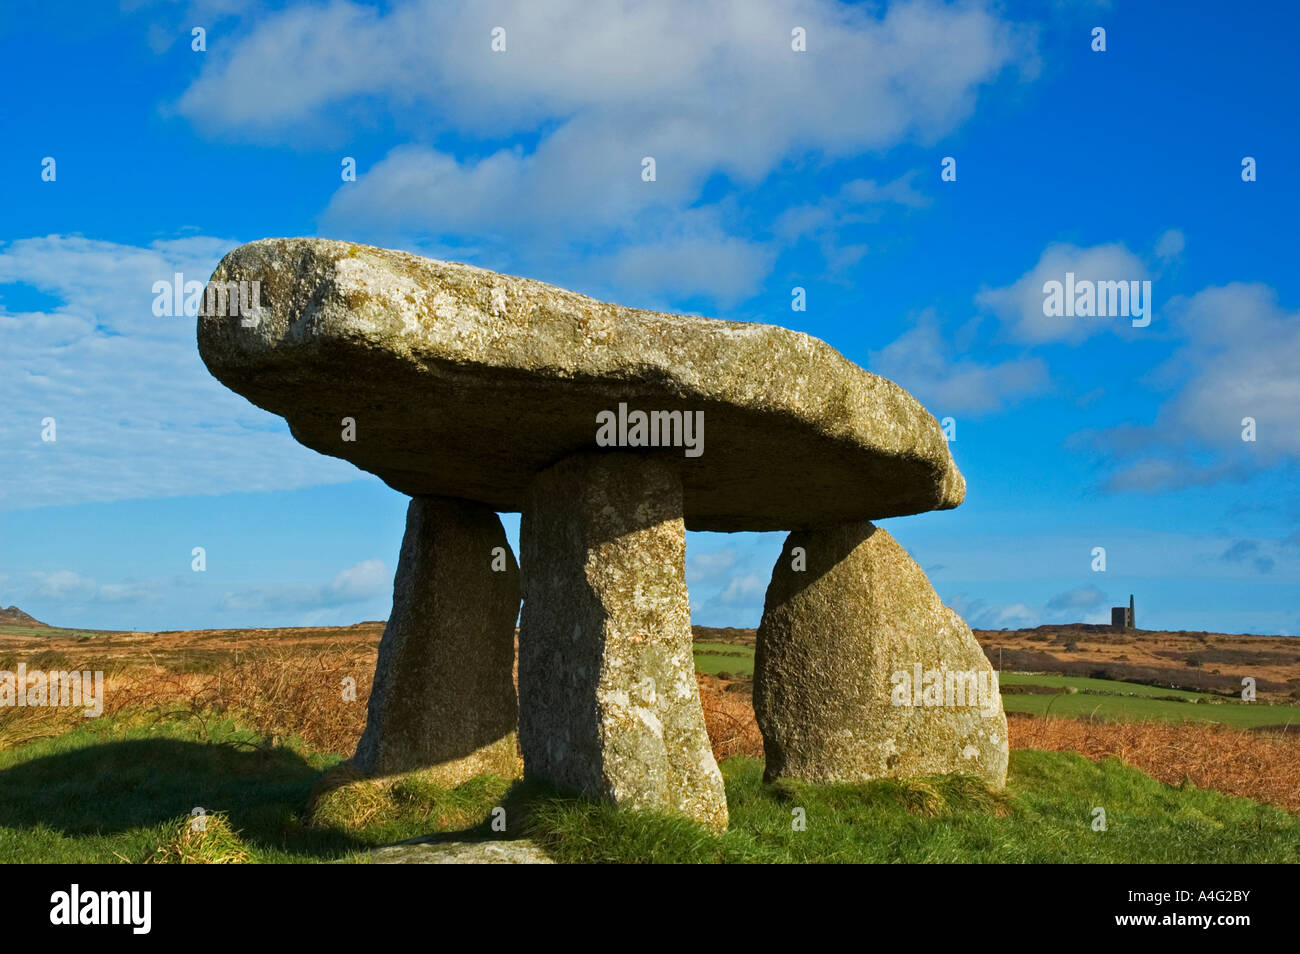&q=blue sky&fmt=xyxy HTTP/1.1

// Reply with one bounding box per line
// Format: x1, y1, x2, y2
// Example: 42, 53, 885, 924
1, 0, 1297, 635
